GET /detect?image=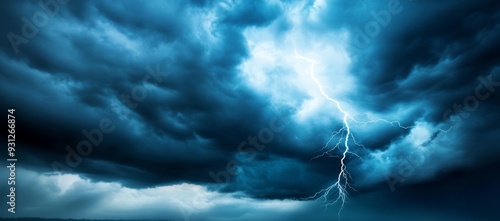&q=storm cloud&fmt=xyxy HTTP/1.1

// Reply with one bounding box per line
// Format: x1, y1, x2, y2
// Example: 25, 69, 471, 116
1, 0, 499, 220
